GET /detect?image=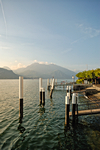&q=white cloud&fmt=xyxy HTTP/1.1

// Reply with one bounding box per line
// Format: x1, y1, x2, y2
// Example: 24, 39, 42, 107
11, 63, 26, 70
15, 60, 17, 63
33, 60, 38, 63
32, 60, 55, 65
77, 23, 100, 38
